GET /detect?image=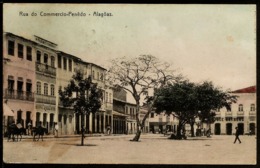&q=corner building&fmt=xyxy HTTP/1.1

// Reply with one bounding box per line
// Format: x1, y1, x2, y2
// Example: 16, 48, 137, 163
3, 33, 36, 132
212, 86, 256, 135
